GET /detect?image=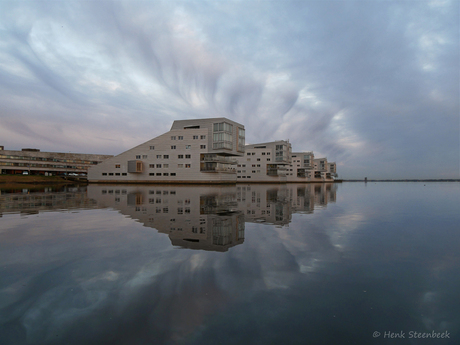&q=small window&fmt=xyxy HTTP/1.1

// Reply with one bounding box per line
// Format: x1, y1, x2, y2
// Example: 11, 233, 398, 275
178, 164, 183, 168
142, 155, 147, 159
267, 158, 271, 161
178, 136, 183, 140
171, 173, 176, 176
163, 172, 169, 176
186, 145, 191, 149
157, 155, 161, 159
156, 164, 161, 168
247, 153, 251, 156
115, 164, 120, 168
185, 154, 191, 159
149, 173, 155, 176
178, 155, 184, 159
163, 164, 169, 168
109, 173, 113, 176
122, 173, 127, 176
149, 164, 155, 168
115, 173, 120, 176
156, 173, 161, 176
102, 173, 107, 176
171, 145, 176, 149
200, 145, 206, 149
200, 135, 206, 139
185, 164, 191, 168
150, 146, 155, 150
136, 155, 141, 159
193, 135, 198, 139
171, 136, 176, 140
164, 155, 169, 159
